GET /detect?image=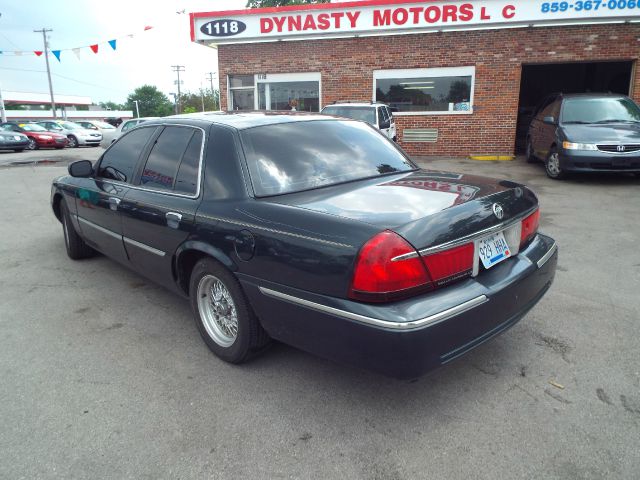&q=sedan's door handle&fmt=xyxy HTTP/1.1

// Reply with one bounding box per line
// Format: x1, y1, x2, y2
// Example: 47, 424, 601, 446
108, 197, 121, 210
